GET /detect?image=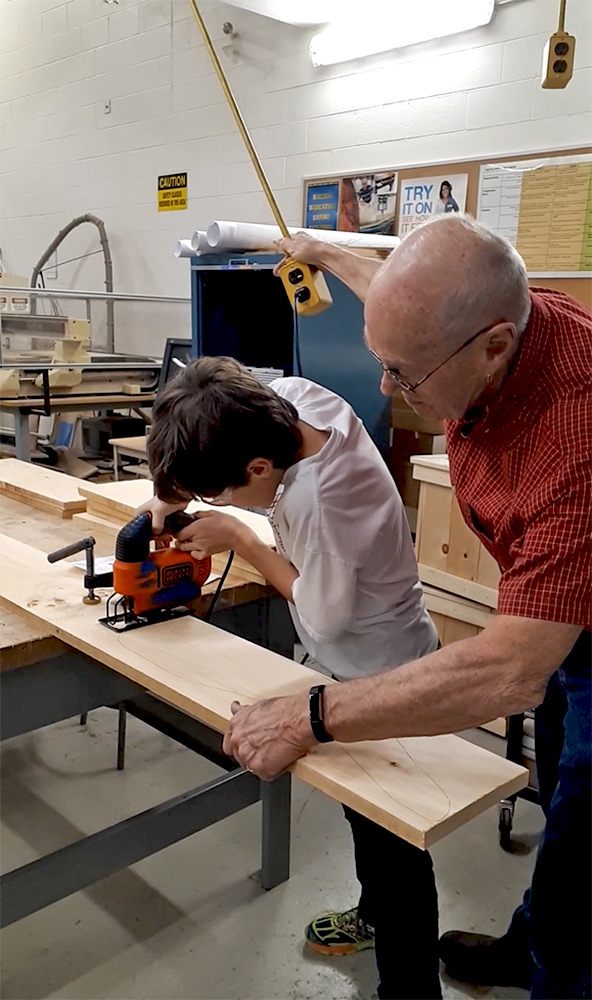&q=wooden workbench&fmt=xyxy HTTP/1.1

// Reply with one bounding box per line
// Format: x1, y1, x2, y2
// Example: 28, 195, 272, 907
0, 489, 297, 928
0, 482, 527, 931
0, 489, 292, 676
